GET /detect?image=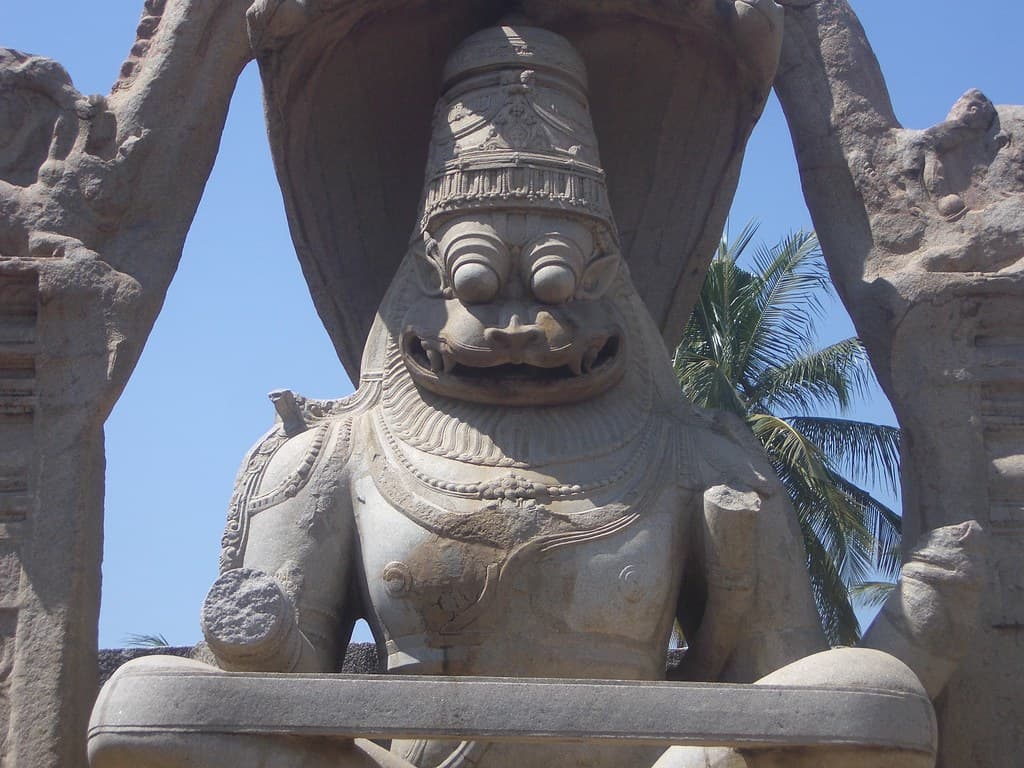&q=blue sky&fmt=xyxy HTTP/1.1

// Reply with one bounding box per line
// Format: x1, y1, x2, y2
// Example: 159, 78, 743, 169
3, 2, 1022, 647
